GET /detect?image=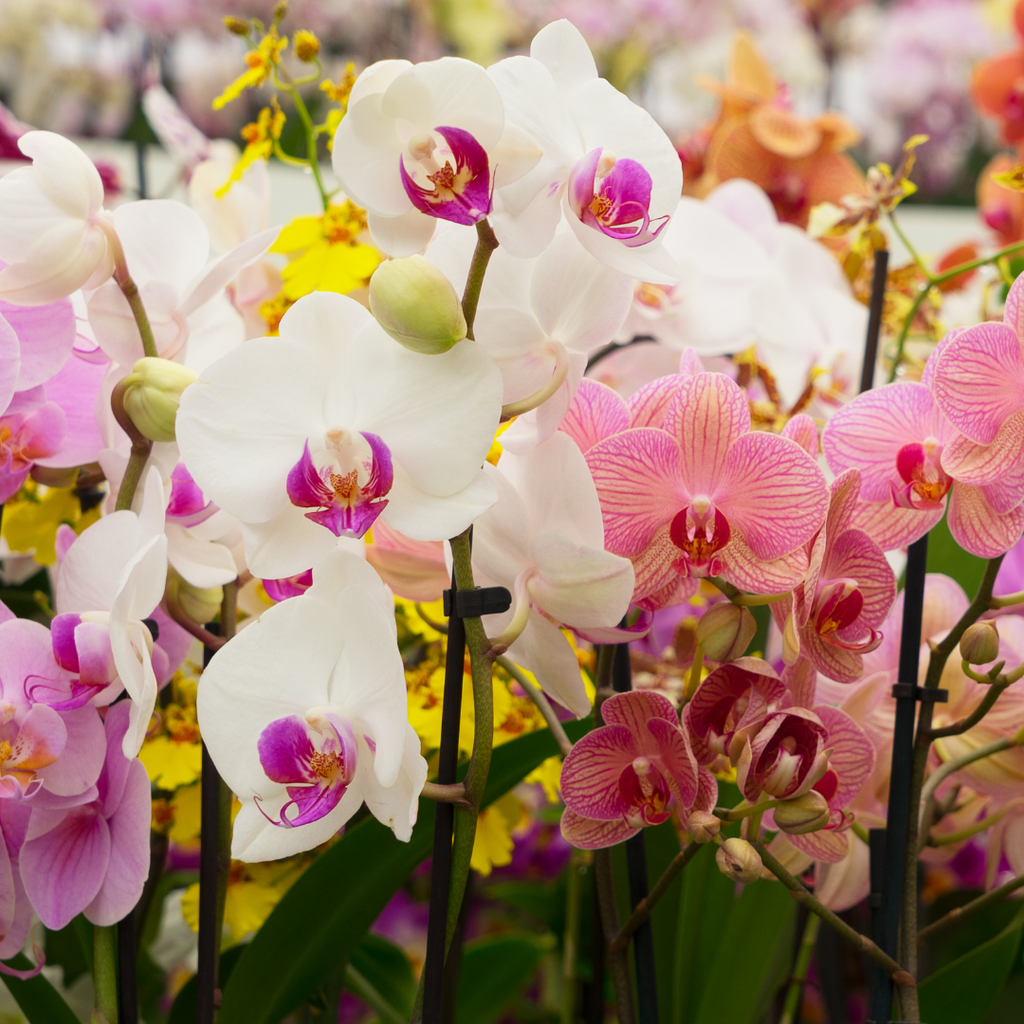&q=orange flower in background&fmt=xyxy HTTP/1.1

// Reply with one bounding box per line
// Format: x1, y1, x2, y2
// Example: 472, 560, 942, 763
971, 0, 1024, 146
682, 33, 865, 229
978, 153, 1024, 245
